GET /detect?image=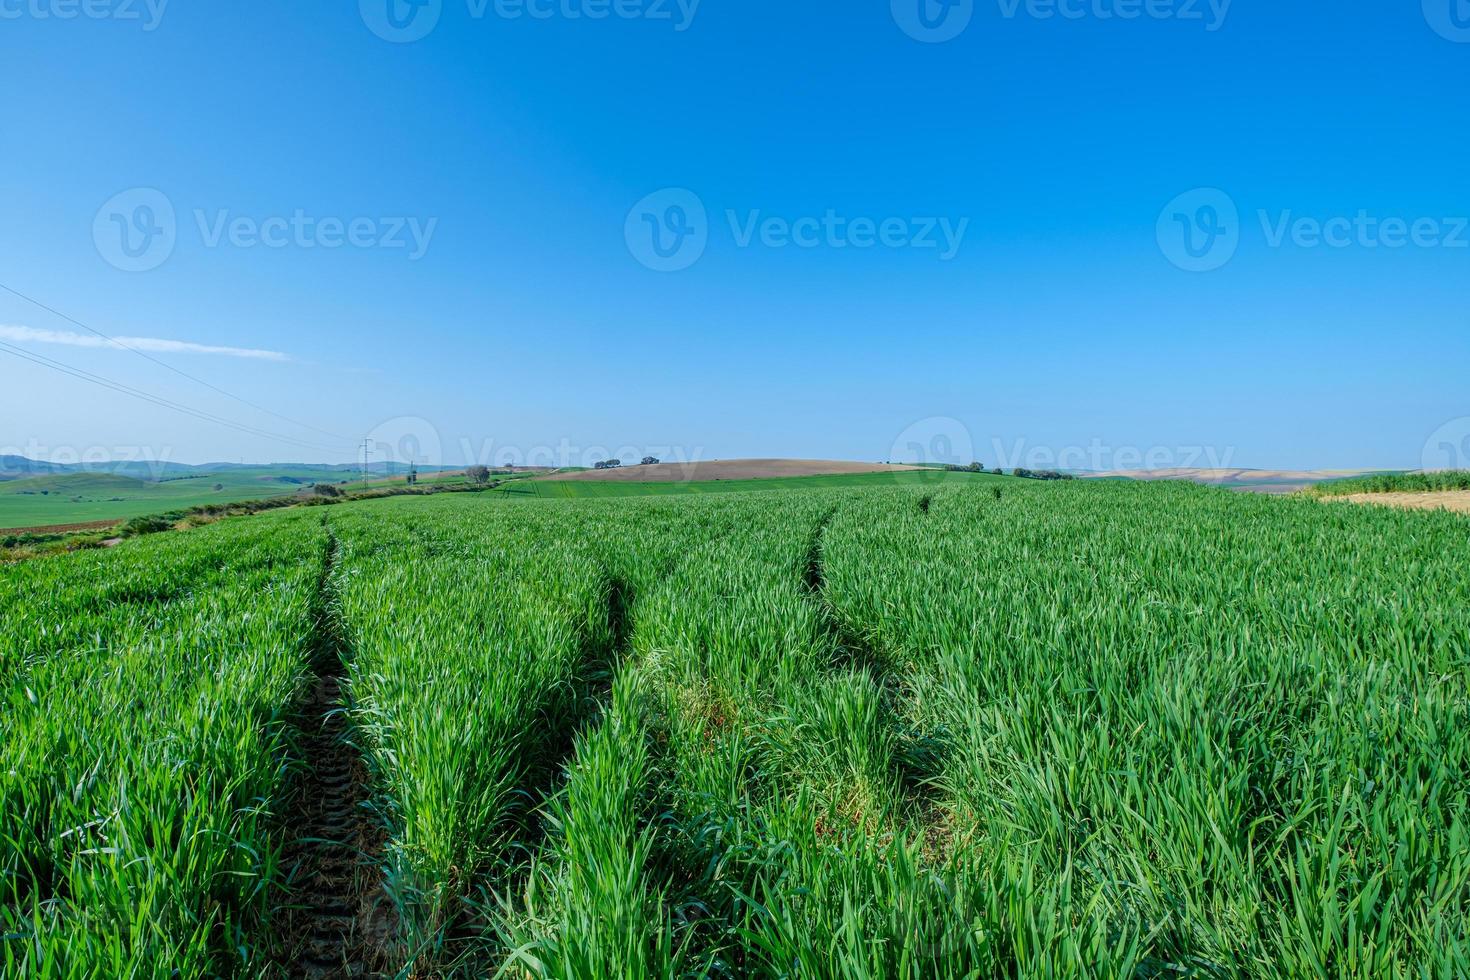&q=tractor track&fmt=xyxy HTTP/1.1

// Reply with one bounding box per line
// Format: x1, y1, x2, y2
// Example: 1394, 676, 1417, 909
278, 528, 395, 979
